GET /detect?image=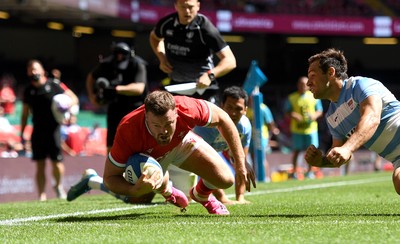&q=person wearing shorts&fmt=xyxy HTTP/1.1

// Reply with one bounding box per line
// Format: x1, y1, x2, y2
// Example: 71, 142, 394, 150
284, 76, 323, 179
